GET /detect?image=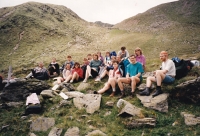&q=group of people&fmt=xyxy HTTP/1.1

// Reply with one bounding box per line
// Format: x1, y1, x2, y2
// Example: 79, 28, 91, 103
26, 46, 176, 98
